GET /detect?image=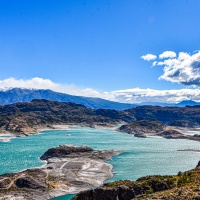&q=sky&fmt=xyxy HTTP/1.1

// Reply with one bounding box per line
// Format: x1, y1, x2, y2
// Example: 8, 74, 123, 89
0, 0, 200, 103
